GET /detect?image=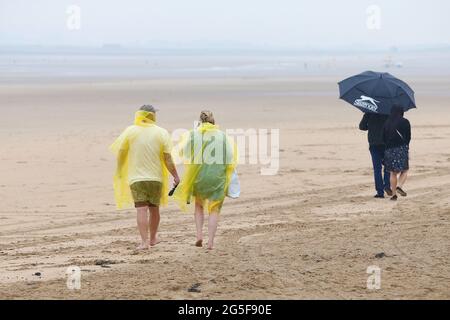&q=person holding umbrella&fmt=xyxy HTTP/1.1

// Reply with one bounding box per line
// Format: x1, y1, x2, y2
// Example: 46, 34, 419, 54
383, 106, 411, 201
338, 71, 416, 198
359, 111, 391, 198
